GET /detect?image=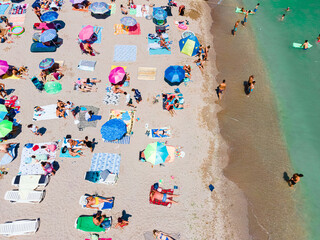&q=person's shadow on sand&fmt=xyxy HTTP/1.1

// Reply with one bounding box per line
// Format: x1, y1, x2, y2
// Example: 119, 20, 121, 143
243, 81, 250, 95
38, 127, 47, 136
215, 87, 220, 99
121, 210, 132, 221
283, 172, 290, 186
